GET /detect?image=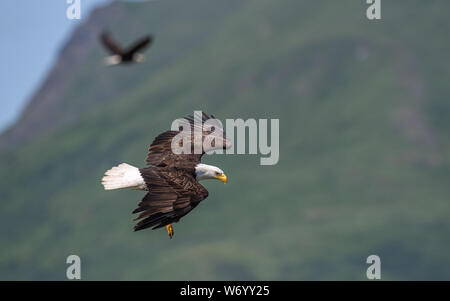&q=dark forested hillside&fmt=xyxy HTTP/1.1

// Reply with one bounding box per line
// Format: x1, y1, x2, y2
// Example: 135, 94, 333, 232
1, 0, 450, 280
